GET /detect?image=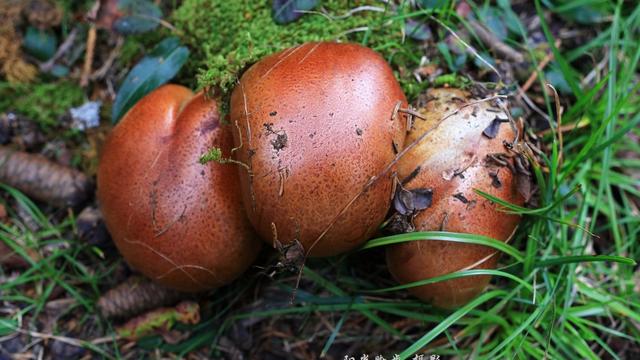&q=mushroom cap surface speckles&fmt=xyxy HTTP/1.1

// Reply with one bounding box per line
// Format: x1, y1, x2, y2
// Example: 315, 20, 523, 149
230, 42, 408, 257
386, 88, 524, 308
97, 84, 261, 292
